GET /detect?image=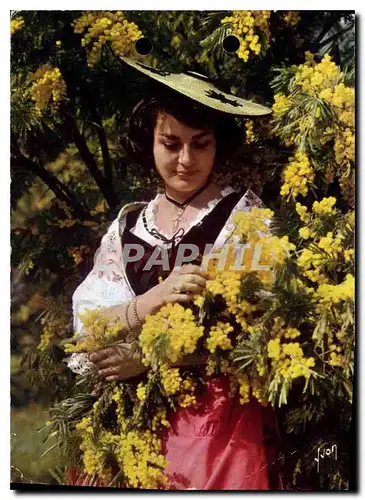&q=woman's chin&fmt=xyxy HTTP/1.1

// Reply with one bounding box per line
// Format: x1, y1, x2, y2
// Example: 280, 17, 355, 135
169, 174, 208, 192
